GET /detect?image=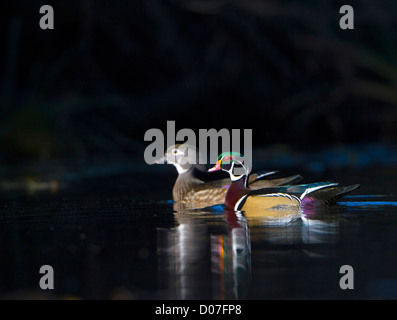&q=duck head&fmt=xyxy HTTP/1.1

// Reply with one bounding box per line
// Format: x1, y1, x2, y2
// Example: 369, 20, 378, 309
209, 152, 250, 181
154, 144, 206, 174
